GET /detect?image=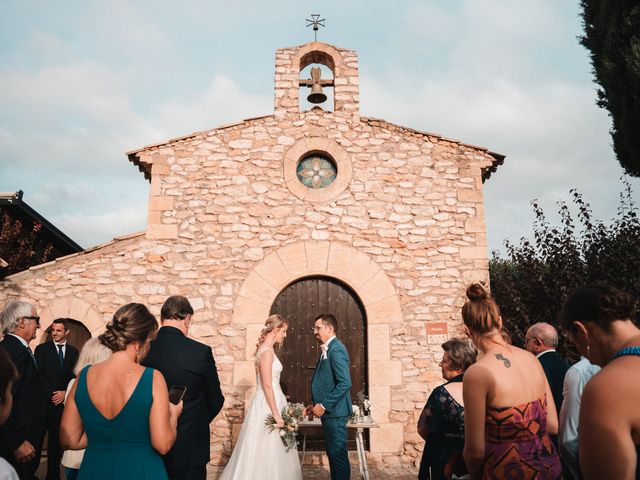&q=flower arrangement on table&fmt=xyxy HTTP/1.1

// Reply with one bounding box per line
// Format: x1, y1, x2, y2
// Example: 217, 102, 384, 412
350, 391, 373, 423
265, 402, 305, 451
